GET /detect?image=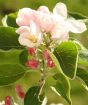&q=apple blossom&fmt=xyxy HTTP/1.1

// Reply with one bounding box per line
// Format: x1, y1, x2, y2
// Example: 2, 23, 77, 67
16, 7, 55, 33
16, 2, 87, 48
16, 21, 42, 47
16, 8, 33, 26
53, 2, 87, 33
